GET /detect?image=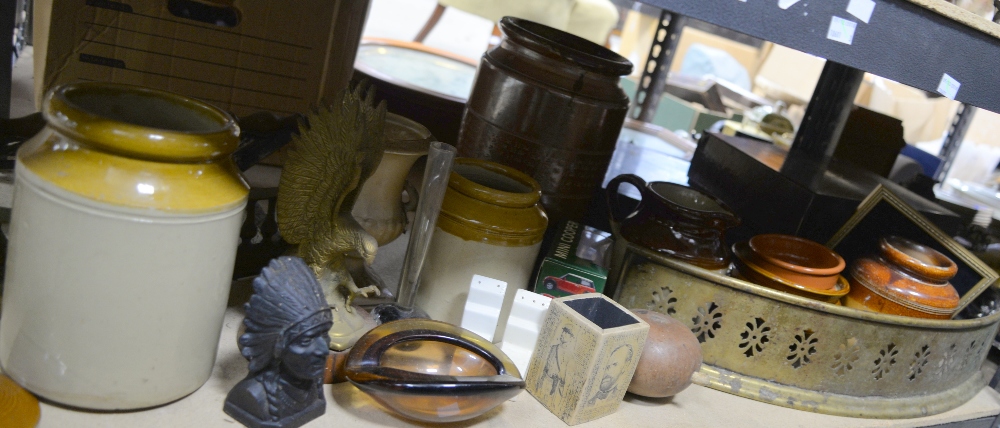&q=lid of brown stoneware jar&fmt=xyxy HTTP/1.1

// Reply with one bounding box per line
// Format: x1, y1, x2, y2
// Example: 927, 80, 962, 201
880, 235, 958, 283
850, 236, 959, 312
498, 17, 633, 77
